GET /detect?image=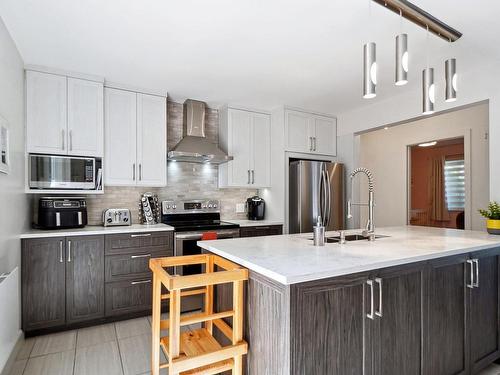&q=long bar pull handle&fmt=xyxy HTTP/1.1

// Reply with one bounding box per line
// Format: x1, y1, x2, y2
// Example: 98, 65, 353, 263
69, 130, 73, 151
139, 164, 142, 181
473, 259, 479, 288
133, 164, 136, 181
367, 279, 375, 320
61, 129, 65, 150
375, 277, 383, 318
309, 137, 313, 151
466, 259, 474, 289
130, 233, 152, 238
247, 170, 250, 184
59, 241, 64, 263
313, 137, 317, 151
130, 254, 152, 259
251, 170, 255, 184
131, 279, 152, 285
67, 240, 72, 263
